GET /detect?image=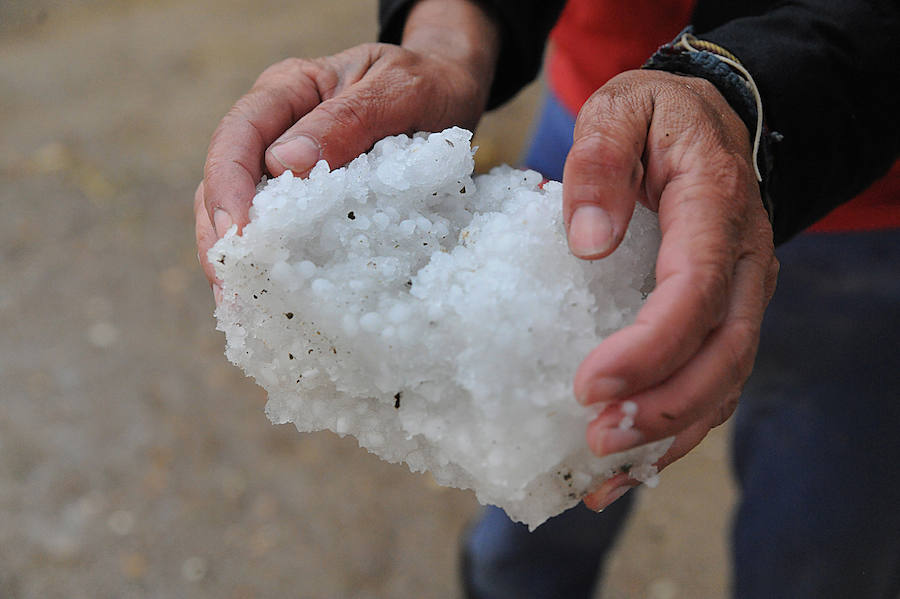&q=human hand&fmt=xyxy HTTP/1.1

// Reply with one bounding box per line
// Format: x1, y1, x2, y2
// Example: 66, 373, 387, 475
195, 0, 499, 297
562, 70, 779, 510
